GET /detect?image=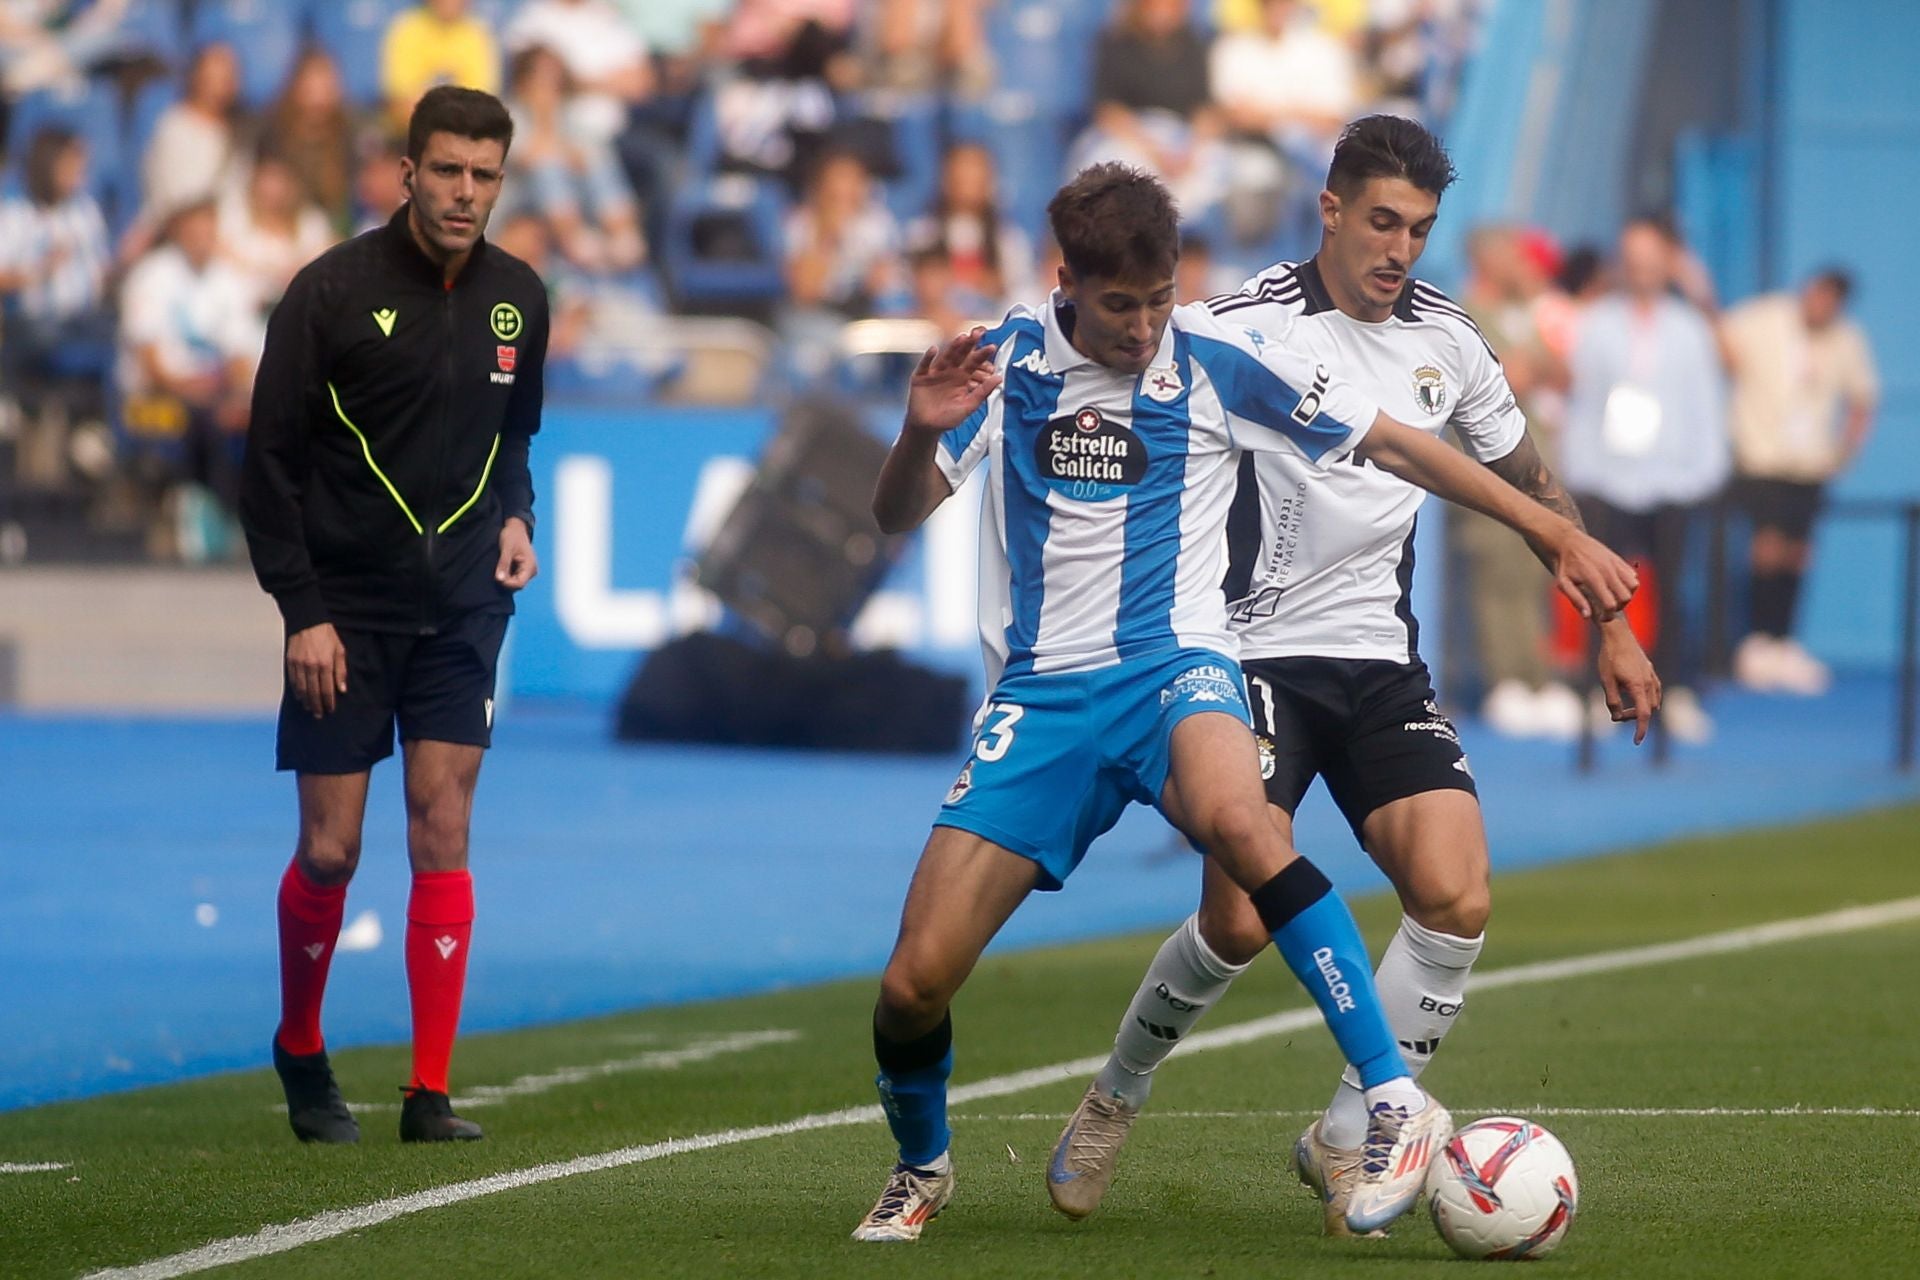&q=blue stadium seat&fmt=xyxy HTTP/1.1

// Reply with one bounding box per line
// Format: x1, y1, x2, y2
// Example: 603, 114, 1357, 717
950, 94, 1064, 243
119, 0, 188, 70
119, 77, 179, 229
988, 0, 1095, 122
305, 0, 410, 107
660, 175, 789, 310
189, 0, 302, 108
864, 92, 943, 226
